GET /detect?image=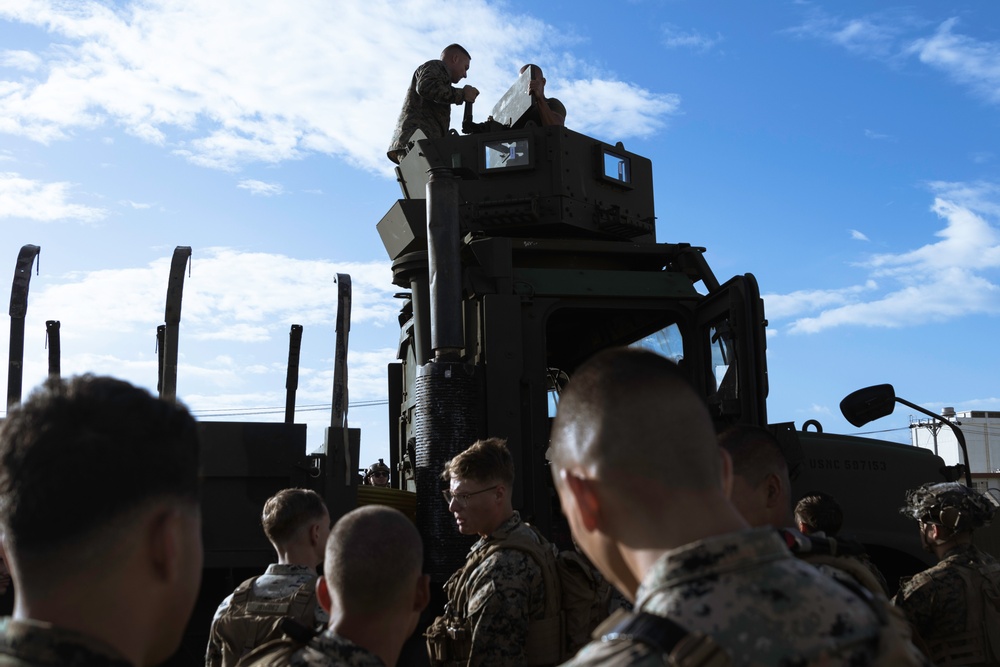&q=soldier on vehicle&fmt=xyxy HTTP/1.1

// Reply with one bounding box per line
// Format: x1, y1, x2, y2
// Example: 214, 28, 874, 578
241, 505, 428, 667
519, 64, 566, 127
363, 459, 391, 488
893, 482, 1000, 665
387, 44, 480, 164
206, 488, 331, 666
548, 348, 923, 666
426, 437, 559, 666
0, 375, 203, 667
